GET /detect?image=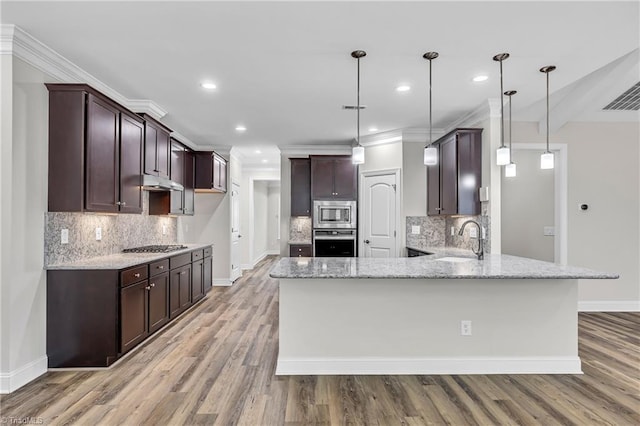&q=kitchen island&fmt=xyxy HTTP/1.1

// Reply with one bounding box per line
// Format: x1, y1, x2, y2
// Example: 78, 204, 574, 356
269, 252, 617, 375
